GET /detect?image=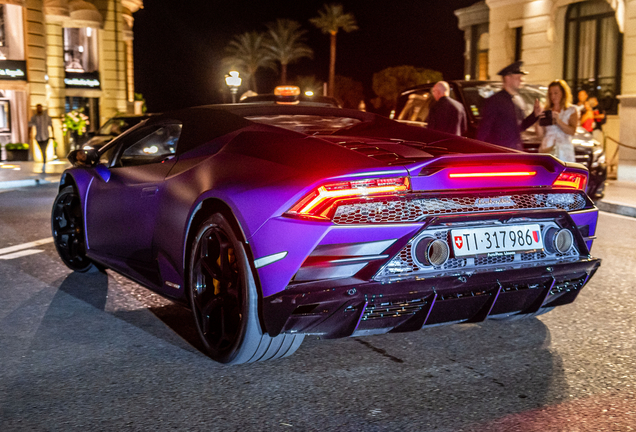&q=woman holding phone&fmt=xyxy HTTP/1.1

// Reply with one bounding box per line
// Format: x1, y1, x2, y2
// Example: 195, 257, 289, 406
537, 79, 578, 162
